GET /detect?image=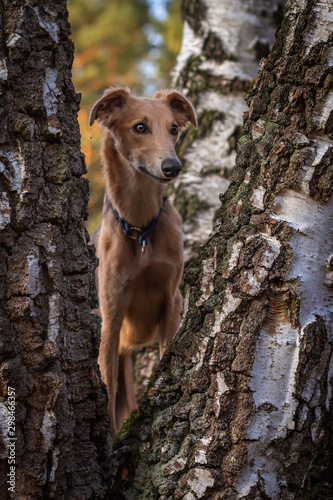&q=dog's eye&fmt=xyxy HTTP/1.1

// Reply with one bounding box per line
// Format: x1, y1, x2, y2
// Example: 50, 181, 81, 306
171, 124, 178, 136
133, 123, 146, 134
